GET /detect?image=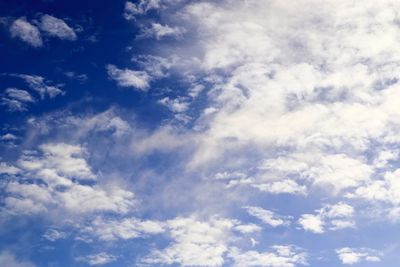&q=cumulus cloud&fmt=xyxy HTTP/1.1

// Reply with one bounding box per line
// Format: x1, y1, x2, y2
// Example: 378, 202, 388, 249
106, 64, 151, 91
2, 143, 136, 216
336, 247, 381, 265
39, 14, 77, 40
163, 1, 400, 208
142, 216, 234, 266
9, 17, 42, 47
298, 202, 355, 234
